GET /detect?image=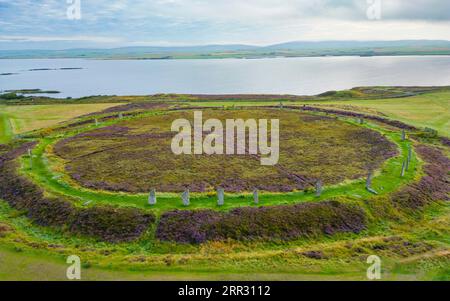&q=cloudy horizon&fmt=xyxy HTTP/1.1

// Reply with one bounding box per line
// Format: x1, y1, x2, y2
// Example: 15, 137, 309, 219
0, 0, 450, 50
